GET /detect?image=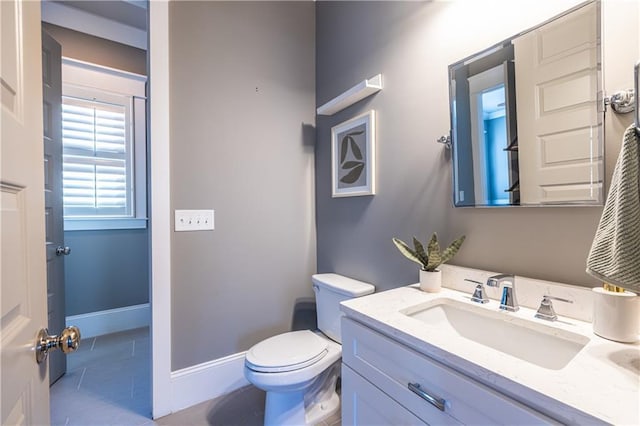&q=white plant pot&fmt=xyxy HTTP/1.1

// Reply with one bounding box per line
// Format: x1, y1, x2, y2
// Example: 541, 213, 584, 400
420, 269, 442, 293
